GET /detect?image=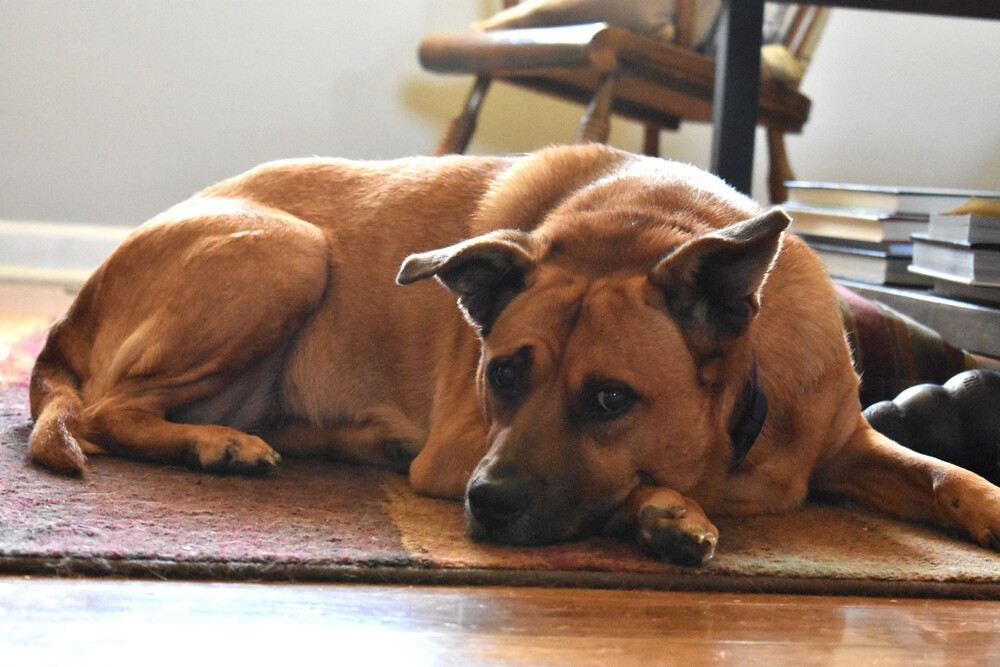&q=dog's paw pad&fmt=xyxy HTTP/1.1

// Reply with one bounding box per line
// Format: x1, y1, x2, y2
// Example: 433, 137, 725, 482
638, 505, 718, 567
